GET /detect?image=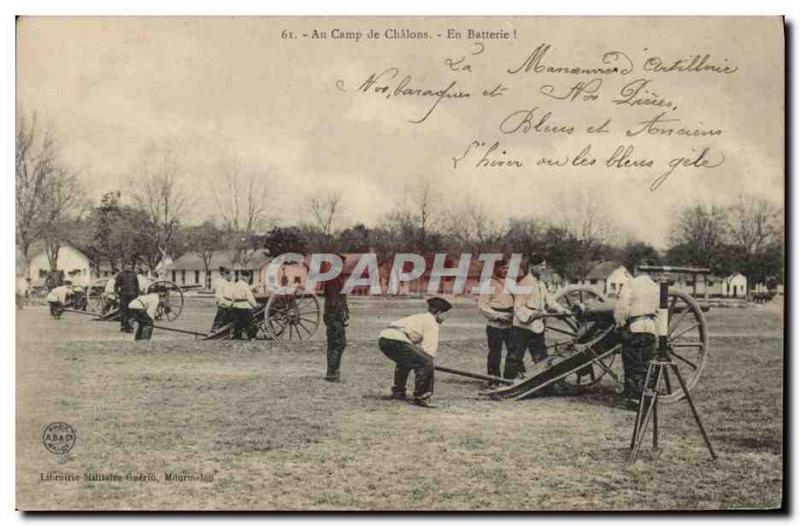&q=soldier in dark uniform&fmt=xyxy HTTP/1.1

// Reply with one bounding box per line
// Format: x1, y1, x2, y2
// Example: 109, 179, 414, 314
322, 258, 350, 382
114, 261, 140, 333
